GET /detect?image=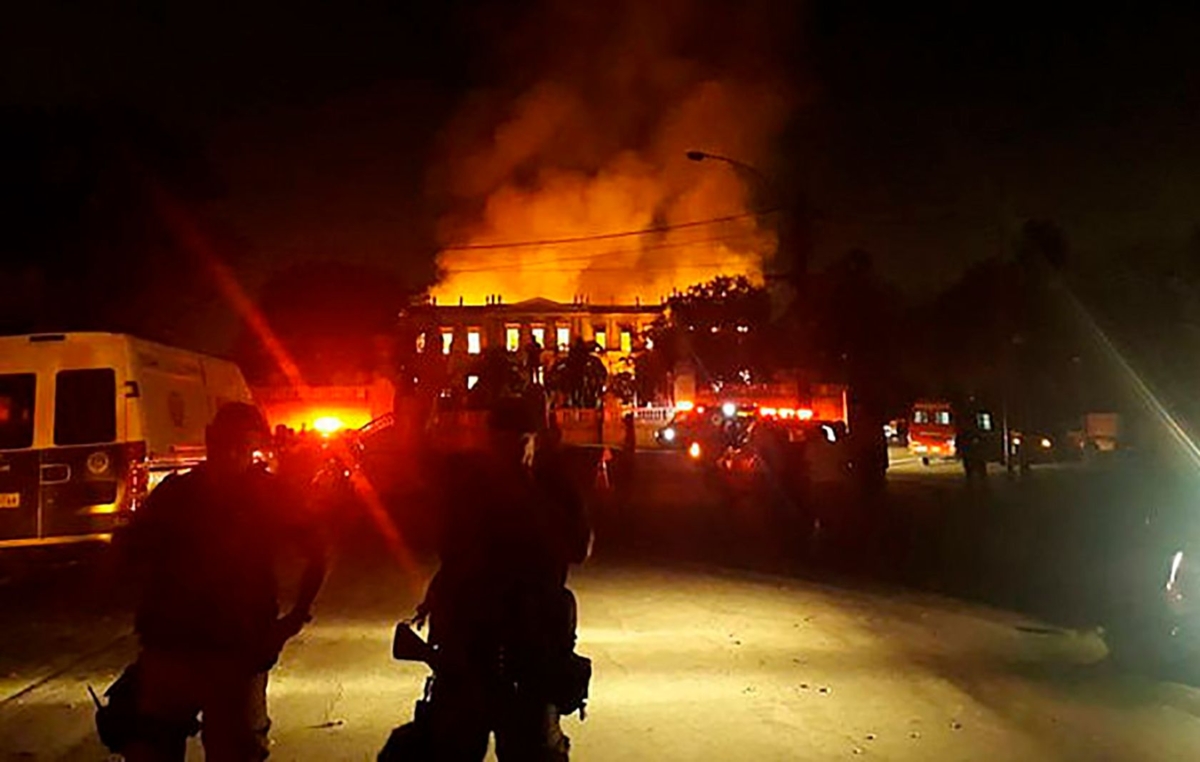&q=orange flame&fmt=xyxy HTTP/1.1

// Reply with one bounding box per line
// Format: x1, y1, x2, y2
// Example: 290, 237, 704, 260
432, 76, 791, 304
